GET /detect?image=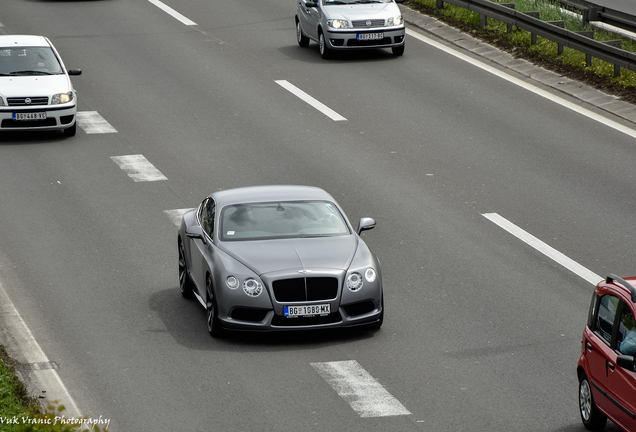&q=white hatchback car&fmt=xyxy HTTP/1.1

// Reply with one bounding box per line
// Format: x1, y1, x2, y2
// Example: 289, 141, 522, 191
296, 0, 406, 58
0, 35, 81, 136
